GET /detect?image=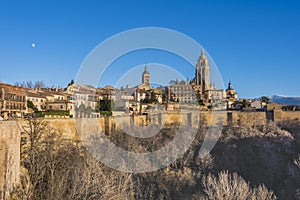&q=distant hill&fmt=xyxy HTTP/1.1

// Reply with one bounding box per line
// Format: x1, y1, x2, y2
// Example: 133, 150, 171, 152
270, 95, 300, 106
